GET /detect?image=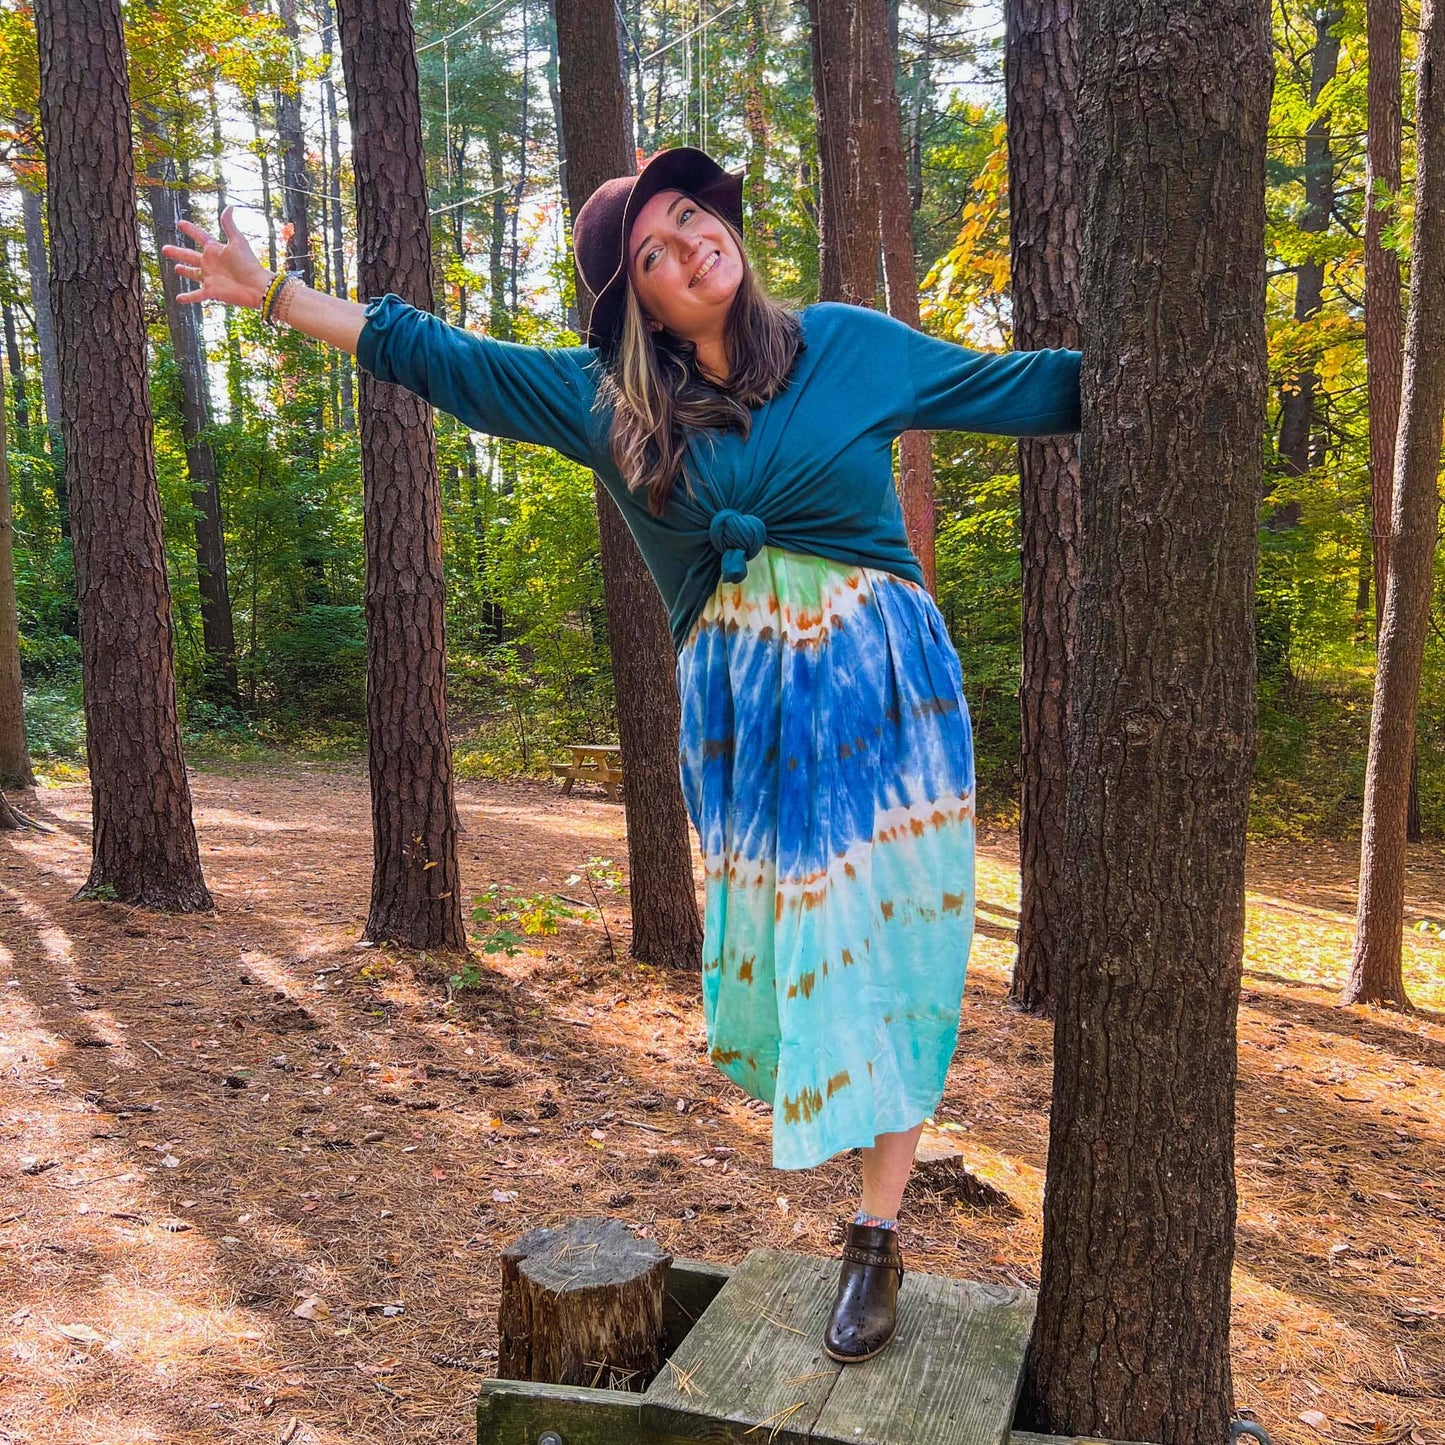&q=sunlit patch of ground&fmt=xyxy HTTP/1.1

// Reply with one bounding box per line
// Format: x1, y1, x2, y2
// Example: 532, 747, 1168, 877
0, 766, 1440, 1444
